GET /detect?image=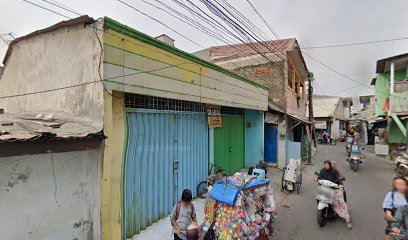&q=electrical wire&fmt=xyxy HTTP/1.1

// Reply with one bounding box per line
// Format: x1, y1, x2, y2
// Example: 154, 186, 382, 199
22, 0, 70, 18
303, 36, 408, 49
14, 0, 268, 100
116, 0, 205, 48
